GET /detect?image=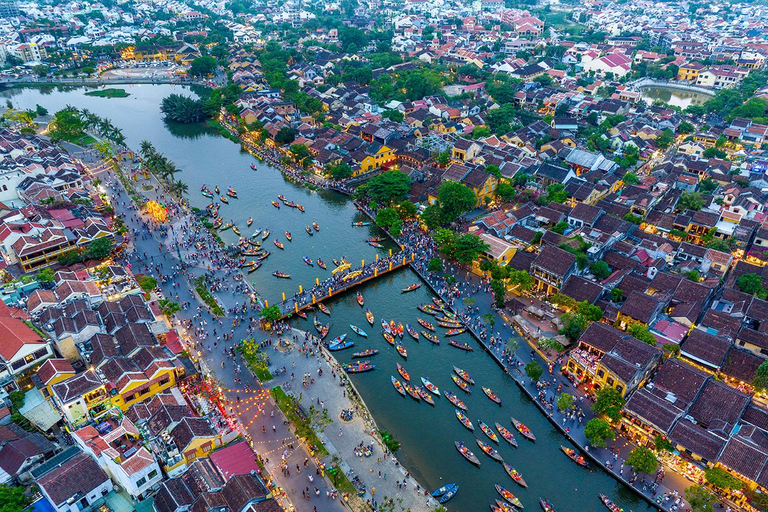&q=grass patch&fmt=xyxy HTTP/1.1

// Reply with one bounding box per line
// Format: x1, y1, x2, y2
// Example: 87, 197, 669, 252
237, 339, 273, 382
271, 386, 328, 457
85, 88, 130, 98
193, 276, 225, 316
